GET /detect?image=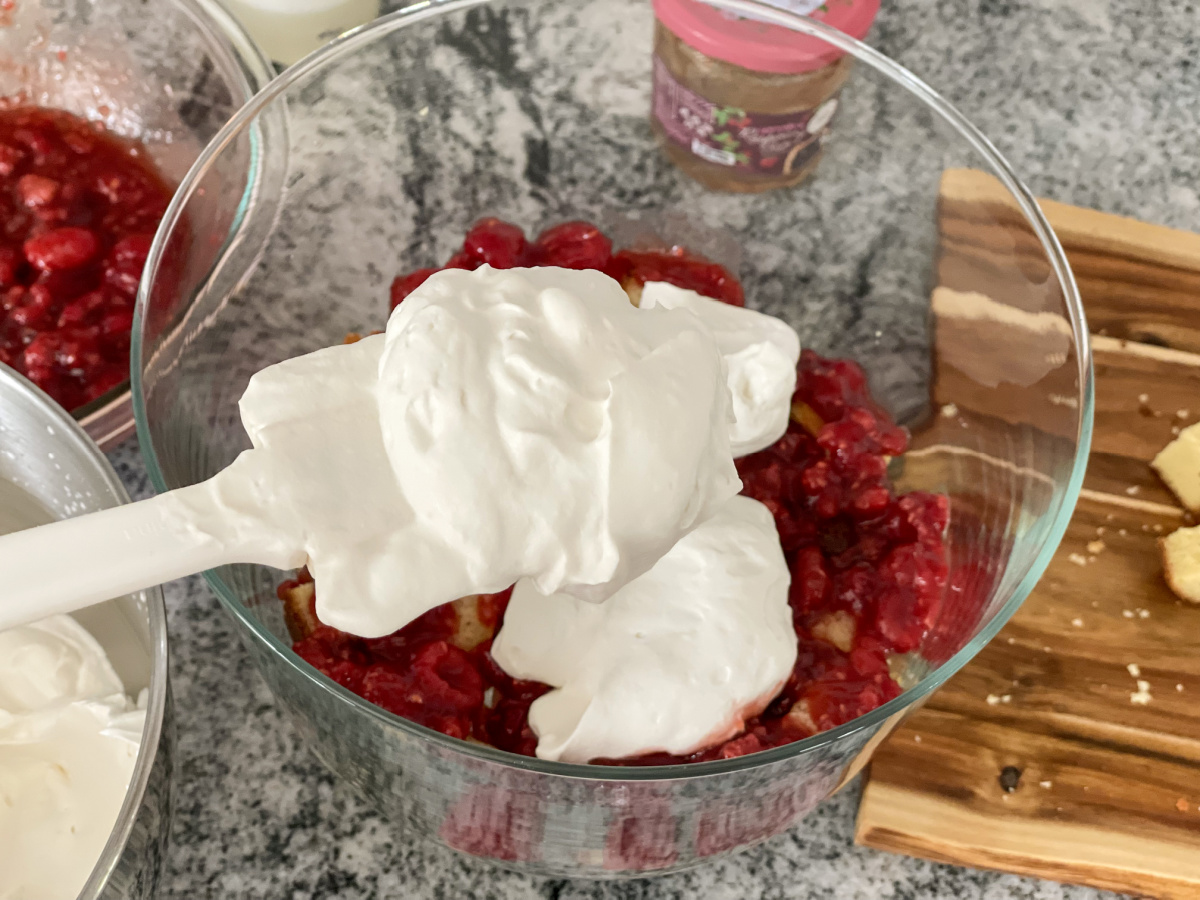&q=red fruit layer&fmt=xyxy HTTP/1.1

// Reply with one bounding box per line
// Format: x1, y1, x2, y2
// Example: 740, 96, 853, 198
288, 219, 952, 766
0, 106, 174, 411
388, 217, 742, 309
